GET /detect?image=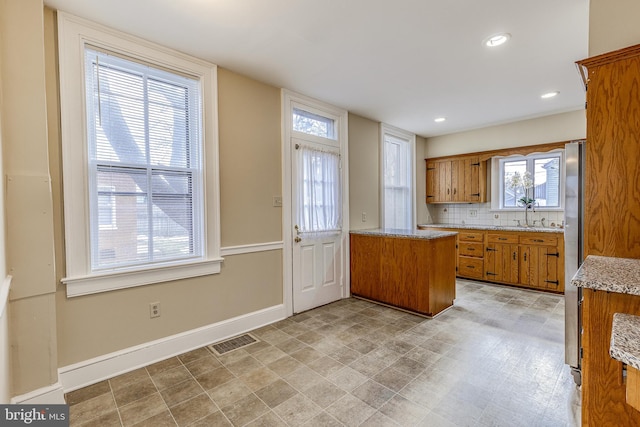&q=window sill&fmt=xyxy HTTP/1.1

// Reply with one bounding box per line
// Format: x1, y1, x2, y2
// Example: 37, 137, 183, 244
62, 257, 224, 297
